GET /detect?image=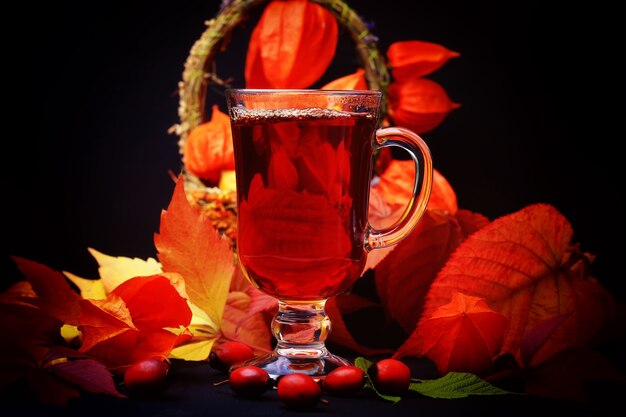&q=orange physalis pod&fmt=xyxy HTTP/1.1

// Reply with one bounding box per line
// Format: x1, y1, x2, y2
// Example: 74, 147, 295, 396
387, 78, 460, 134
387, 41, 459, 81
322, 69, 367, 90
183, 105, 235, 184
245, 0, 338, 89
